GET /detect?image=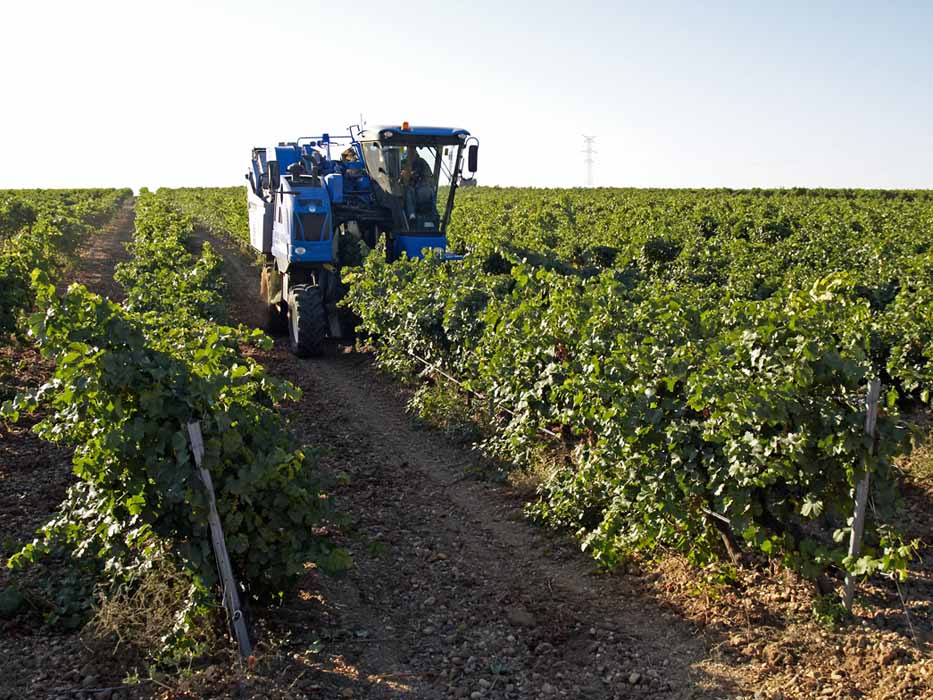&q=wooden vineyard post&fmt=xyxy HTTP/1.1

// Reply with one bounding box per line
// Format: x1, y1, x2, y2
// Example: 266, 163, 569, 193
843, 379, 881, 613
187, 421, 253, 659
